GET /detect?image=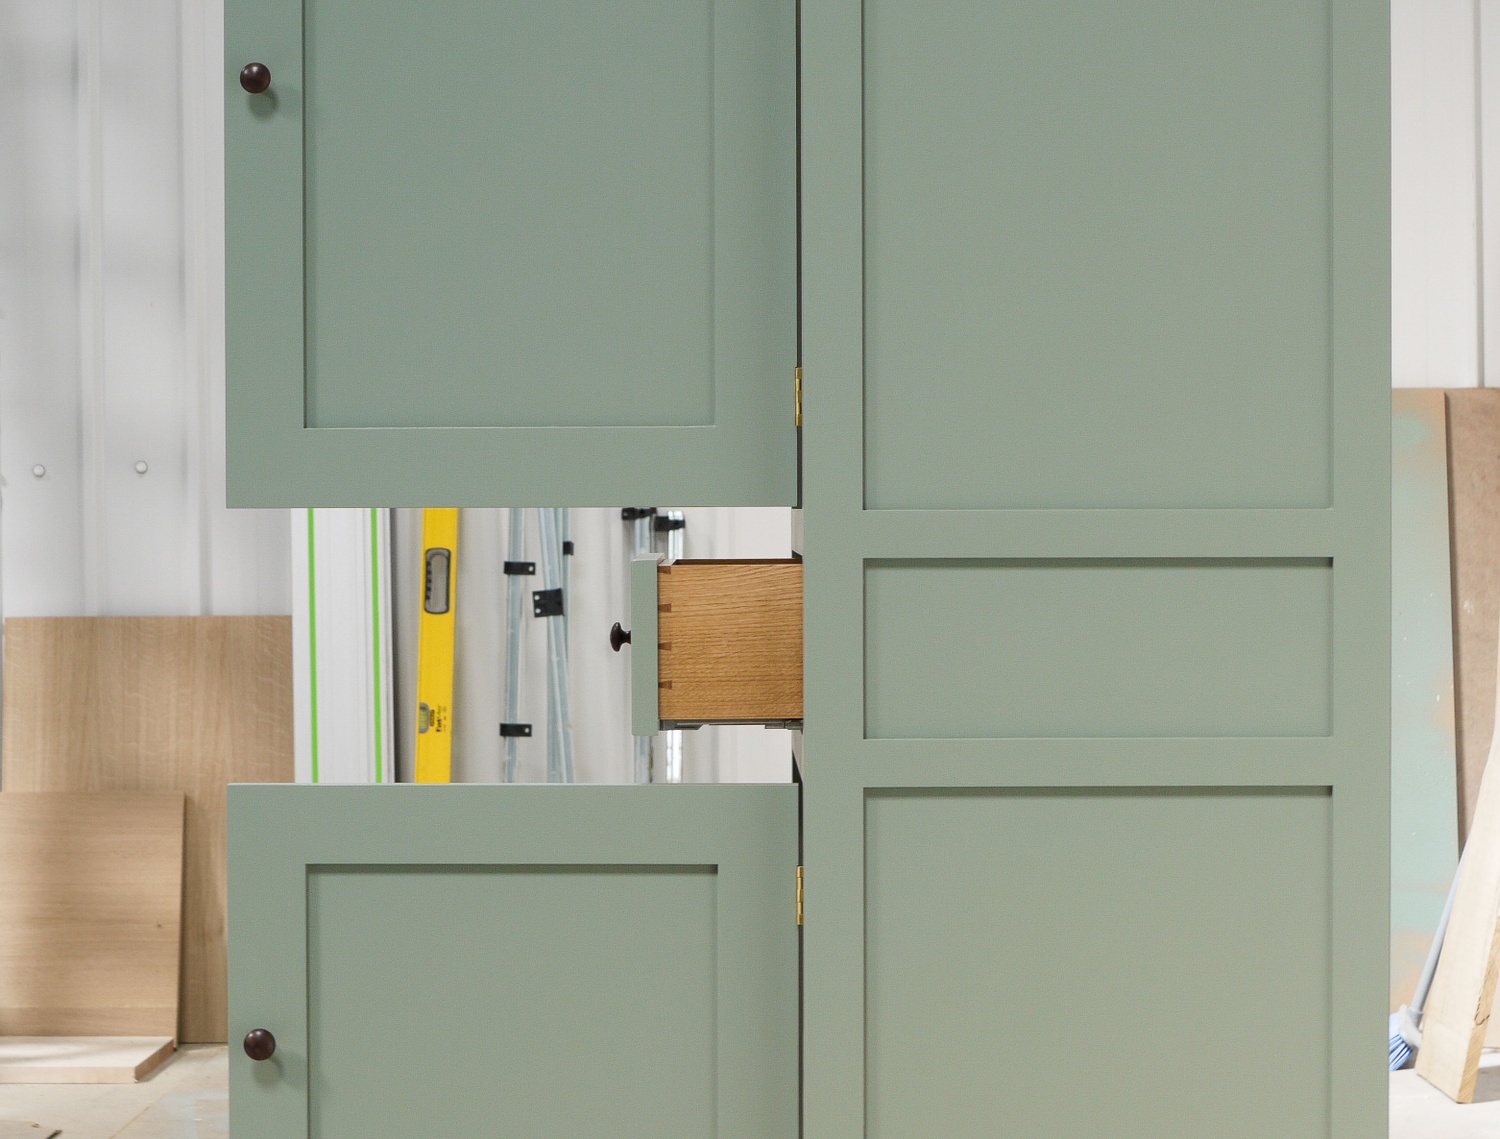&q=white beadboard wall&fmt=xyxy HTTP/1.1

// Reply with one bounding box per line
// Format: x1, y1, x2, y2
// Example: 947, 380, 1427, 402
0, 0, 289, 618
0, 0, 1491, 781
